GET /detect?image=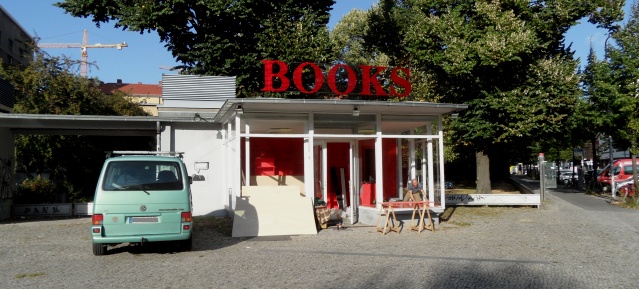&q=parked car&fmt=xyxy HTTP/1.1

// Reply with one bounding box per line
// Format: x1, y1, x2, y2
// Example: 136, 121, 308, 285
585, 169, 603, 183
597, 159, 637, 192
616, 178, 636, 197
91, 151, 193, 256
559, 172, 577, 185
